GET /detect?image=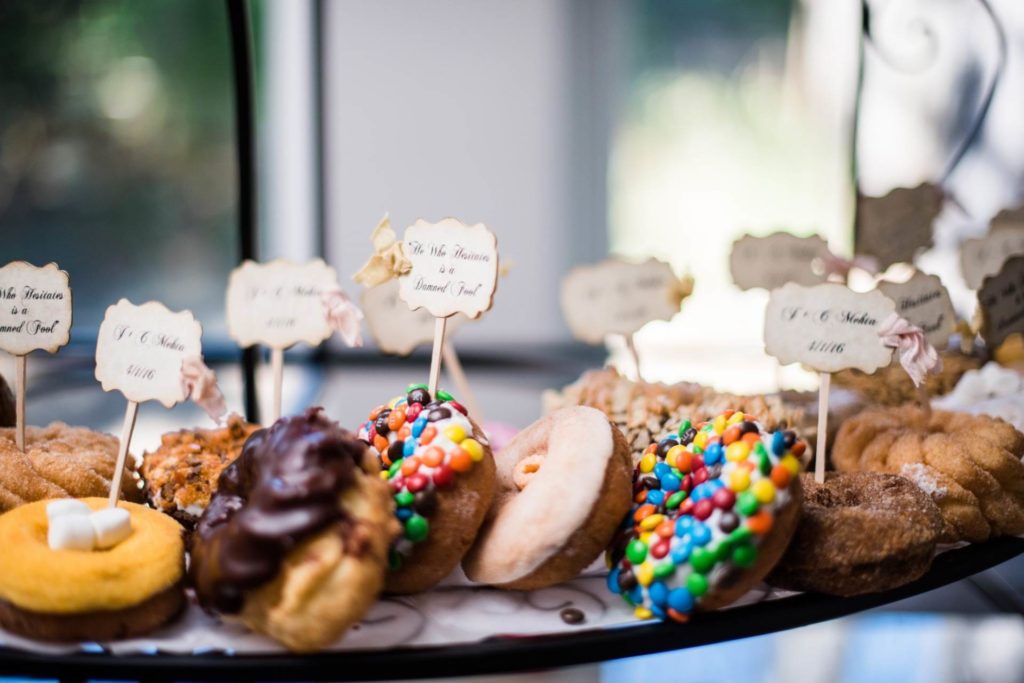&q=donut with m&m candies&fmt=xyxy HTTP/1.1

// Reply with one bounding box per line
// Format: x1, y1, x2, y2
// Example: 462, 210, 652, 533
606, 410, 804, 621
358, 384, 496, 594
